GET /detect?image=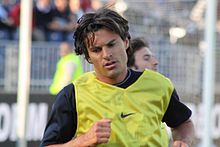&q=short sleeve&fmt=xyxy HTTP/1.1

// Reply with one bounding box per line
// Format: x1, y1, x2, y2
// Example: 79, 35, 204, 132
40, 84, 77, 146
162, 89, 192, 128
